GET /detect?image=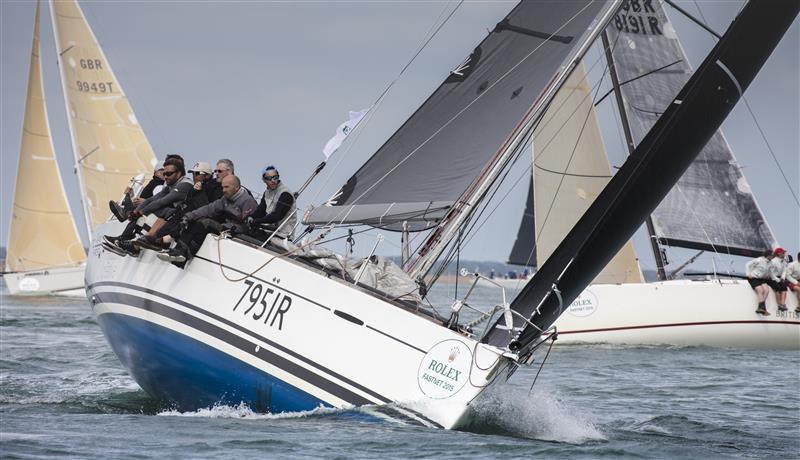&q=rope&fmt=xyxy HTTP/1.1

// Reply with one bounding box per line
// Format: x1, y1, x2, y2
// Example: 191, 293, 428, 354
214, 233, 324, 283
